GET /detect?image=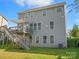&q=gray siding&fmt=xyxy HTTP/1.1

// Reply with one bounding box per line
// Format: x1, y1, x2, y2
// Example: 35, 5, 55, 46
19, 5, 67, 48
